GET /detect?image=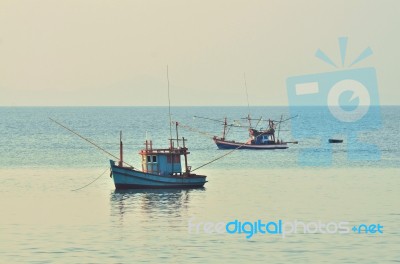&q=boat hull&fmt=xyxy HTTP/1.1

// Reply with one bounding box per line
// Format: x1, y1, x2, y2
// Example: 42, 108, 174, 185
329, 139, 343, 143
110, 160, 207, 189
214, 139, 288, 150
